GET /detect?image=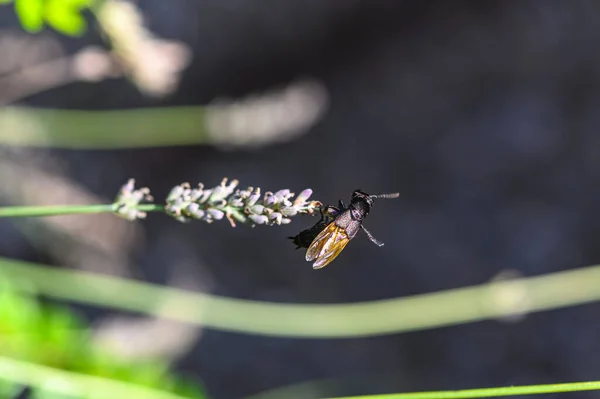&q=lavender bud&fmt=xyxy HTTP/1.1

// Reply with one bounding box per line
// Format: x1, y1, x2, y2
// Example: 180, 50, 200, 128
126, 209, 141, 220
122, 178, 135, 194
281, 207, 298, 217
228, 197, 244, 207
180, 192, 190, 203
199, 190, 212, 203
294, 188, 313, 205
269, 212, 283, 225
281, 199, 293, 208
265, 194, 278, 206
207, 209, 224, 220
211, 186, 229, 202
186, 203, 200, 213
190, 189, 203, 201
242, 186, 254, 197
167, 185, 185, 202
172, 197, 186, 208
281, 217, 292, 224
211, 178, 239, 202
269, 211, 282, 220
249, 214, 268, 225
190, 209, 205, 219
247, 190, 261, 206
237, 189, 250, 200
165, 204, 180, 215
226, 179, 240, 191
143, 189, 153, 202
131, 191, 144, 202
274, 189, 290, 199
249, 205, 265, 215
